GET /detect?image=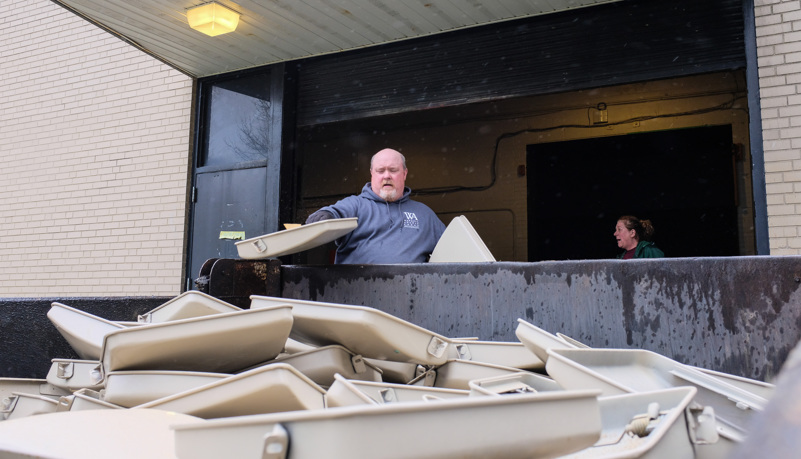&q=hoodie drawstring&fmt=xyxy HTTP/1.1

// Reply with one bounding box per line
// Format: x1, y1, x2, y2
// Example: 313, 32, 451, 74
385, 200, 404, 231
398, 200, 403, 232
